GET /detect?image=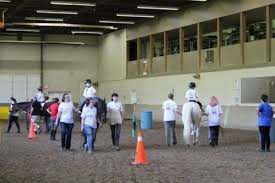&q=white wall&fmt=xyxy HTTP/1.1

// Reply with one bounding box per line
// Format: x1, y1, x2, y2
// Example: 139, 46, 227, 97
0, 34, 99, 102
